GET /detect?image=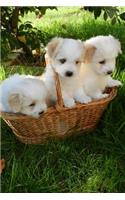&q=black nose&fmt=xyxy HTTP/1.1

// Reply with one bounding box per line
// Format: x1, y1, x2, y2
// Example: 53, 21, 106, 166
107, 71, 112, 75
65, 71, 73, 77
39, 111, 44, 115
